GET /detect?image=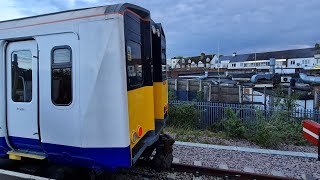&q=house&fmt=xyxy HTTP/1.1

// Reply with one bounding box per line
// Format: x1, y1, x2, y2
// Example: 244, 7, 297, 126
170, 54, 214, 69
226, 47, 319, 71
170, 58, 179, 69
170, 47, 320, 71
210, 55, 219, 68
